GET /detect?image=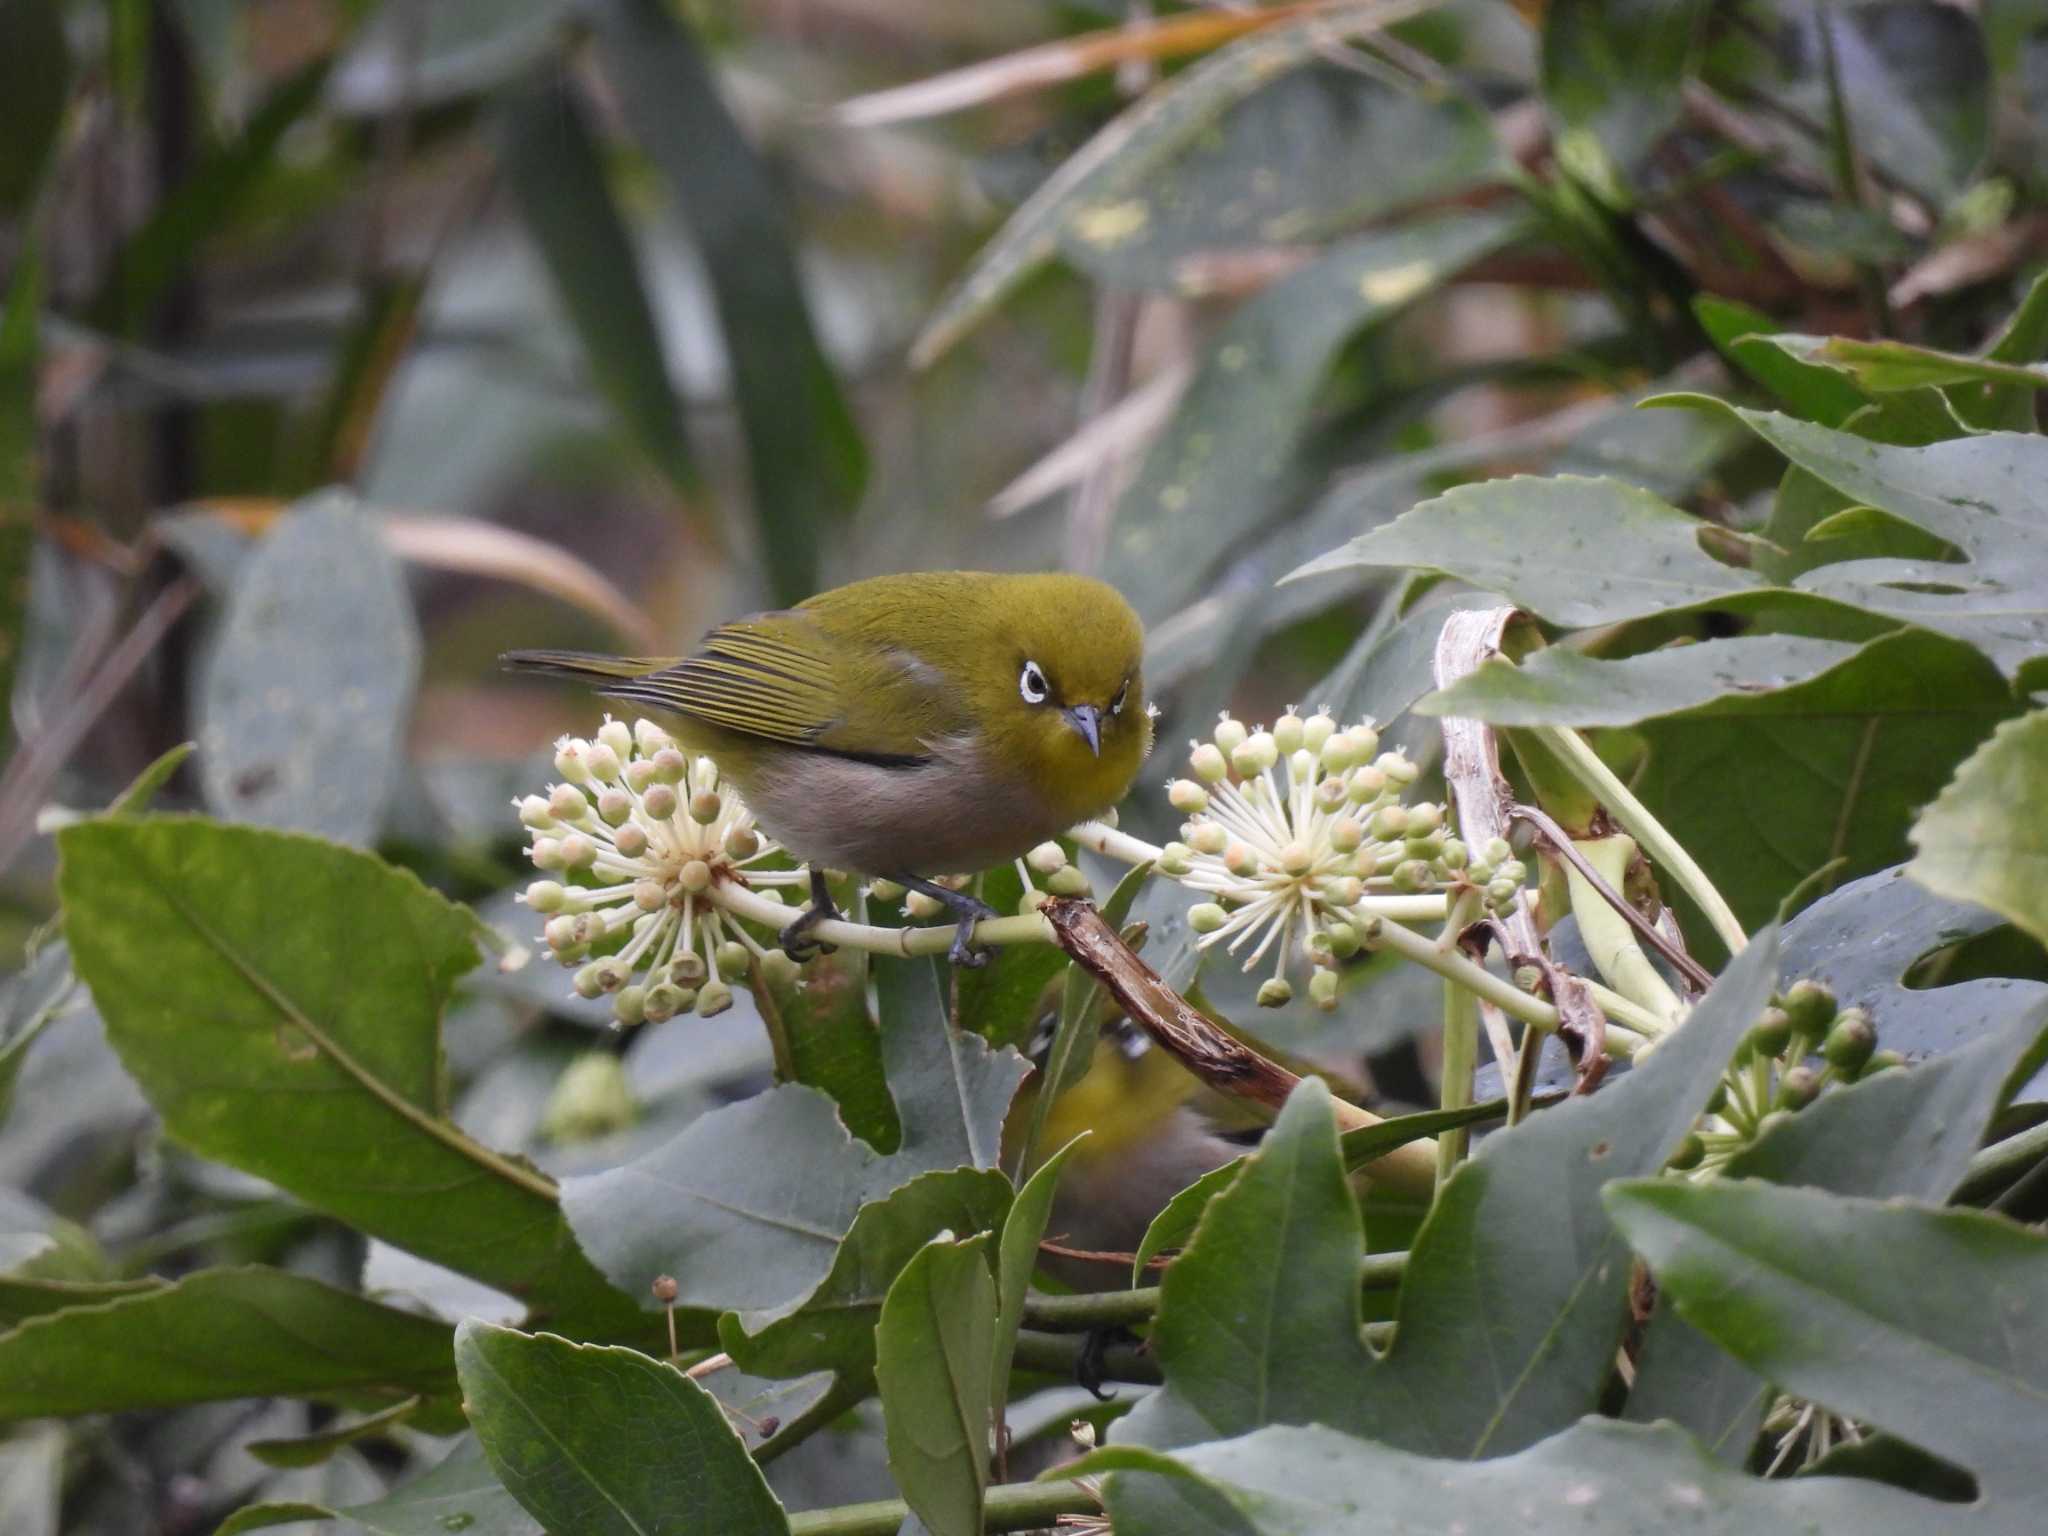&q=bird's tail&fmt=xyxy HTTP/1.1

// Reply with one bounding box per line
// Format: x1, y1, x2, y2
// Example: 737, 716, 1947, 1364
499, 649, 680, 688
